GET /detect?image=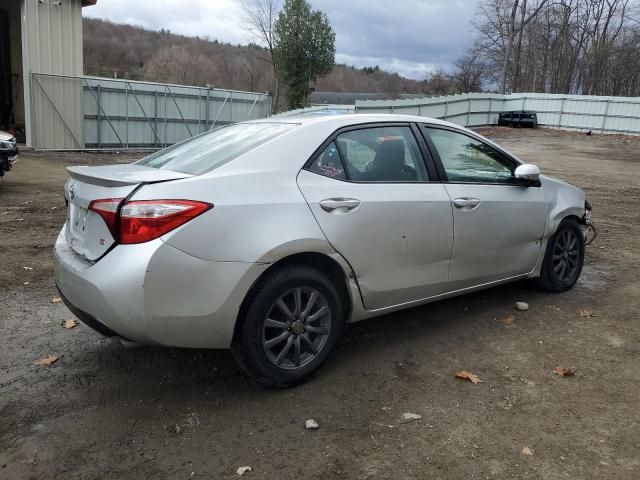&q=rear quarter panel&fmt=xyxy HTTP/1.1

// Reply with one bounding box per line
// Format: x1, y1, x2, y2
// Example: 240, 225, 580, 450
131, 128, 340, 263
